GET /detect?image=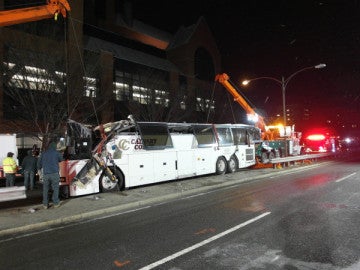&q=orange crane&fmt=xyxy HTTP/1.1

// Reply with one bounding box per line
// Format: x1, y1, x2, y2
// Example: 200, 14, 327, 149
215, 73, 304, 165
215, 73, 275, 140
0, 0, 70, 27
